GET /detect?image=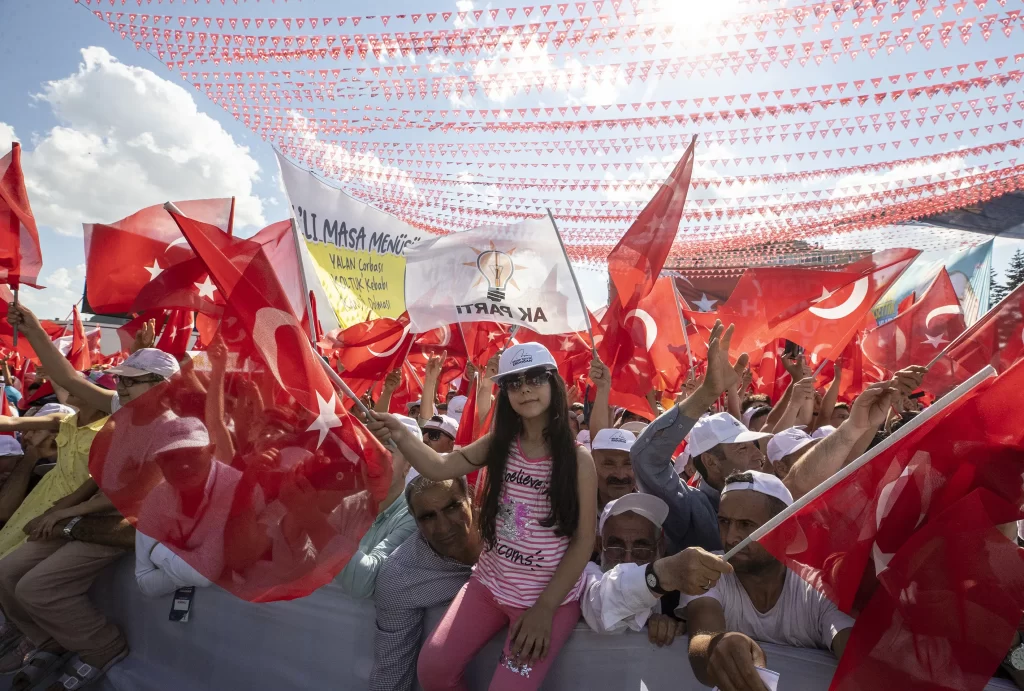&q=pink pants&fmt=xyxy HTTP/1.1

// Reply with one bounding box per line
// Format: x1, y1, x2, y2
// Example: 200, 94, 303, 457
418, 576, 581, 691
